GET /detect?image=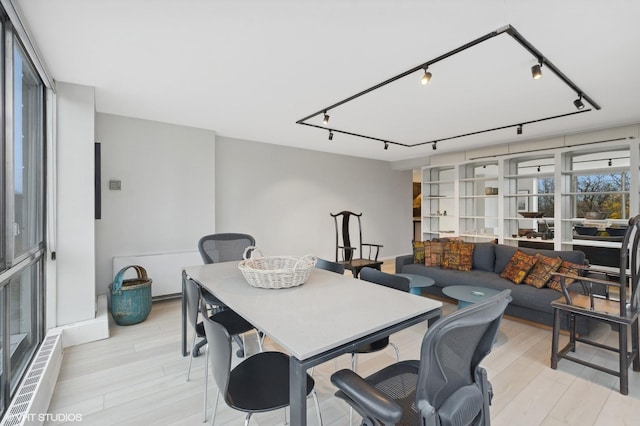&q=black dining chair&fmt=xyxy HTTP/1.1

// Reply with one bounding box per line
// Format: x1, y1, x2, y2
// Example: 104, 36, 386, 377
352, 267, 410, 368
196, 232, 258, 357
551, 215, 640, 395
185, 281, 263, 421
315, 257, 345, 274
331, 211, 383, 278
202, 305, 323, 426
